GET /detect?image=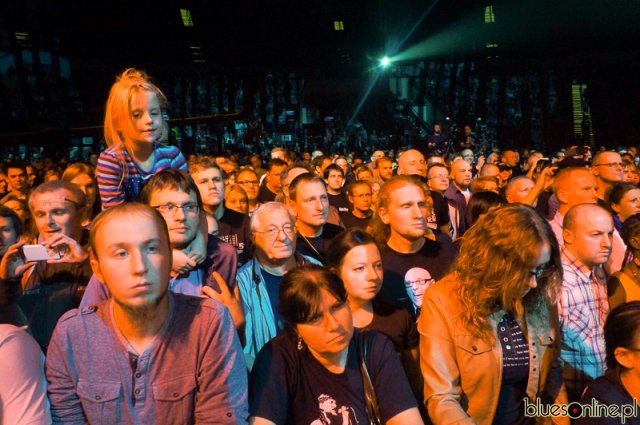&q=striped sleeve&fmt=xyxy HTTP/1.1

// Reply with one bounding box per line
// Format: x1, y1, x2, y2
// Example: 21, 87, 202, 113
97, 148, 125, 209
